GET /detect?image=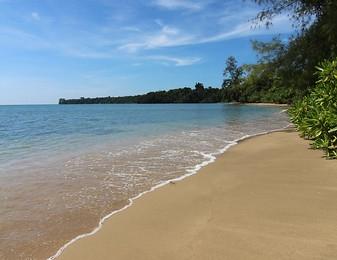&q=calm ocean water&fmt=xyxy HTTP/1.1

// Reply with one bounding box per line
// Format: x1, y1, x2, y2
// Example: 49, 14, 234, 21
0, 104, 289, 259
